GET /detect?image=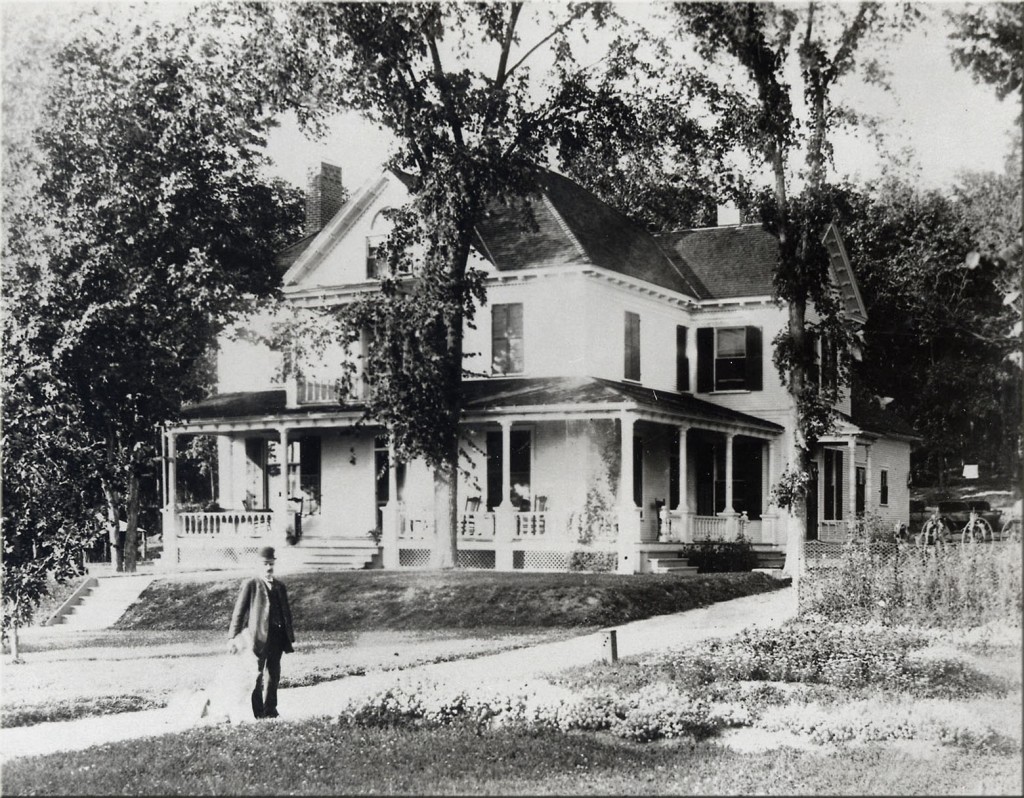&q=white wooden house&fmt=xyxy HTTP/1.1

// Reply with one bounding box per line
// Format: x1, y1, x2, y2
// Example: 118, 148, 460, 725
160, 166, 915, 573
